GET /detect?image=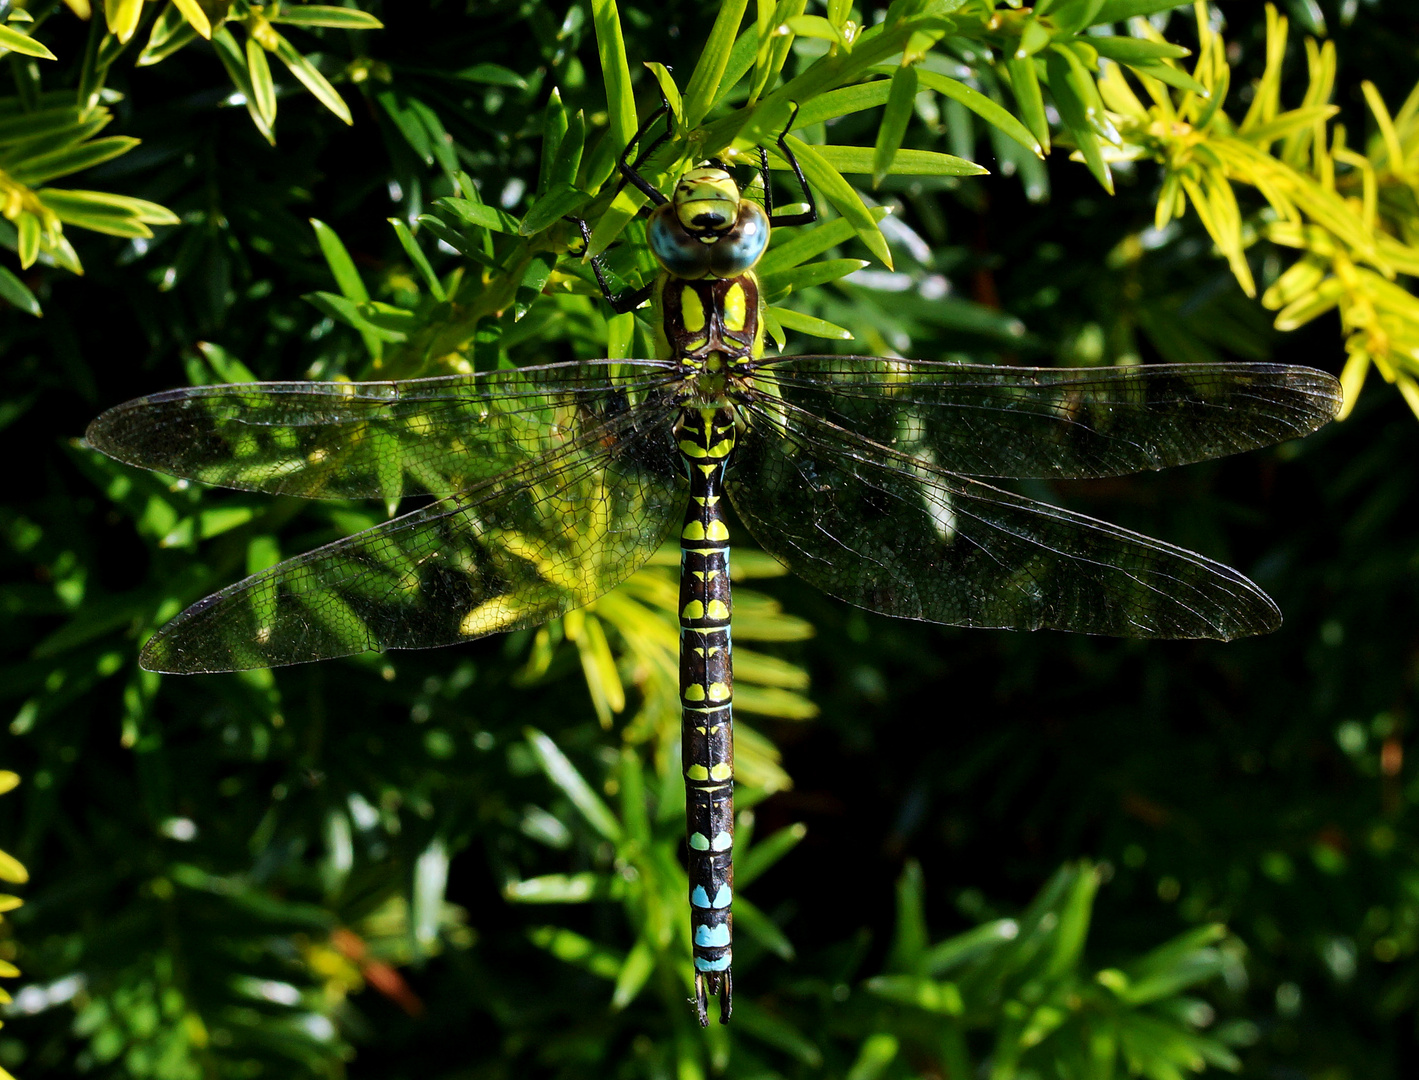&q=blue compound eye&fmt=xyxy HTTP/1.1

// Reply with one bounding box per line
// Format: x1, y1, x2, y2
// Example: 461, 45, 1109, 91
708, 201, 769, 278
648, 203, 712, 279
